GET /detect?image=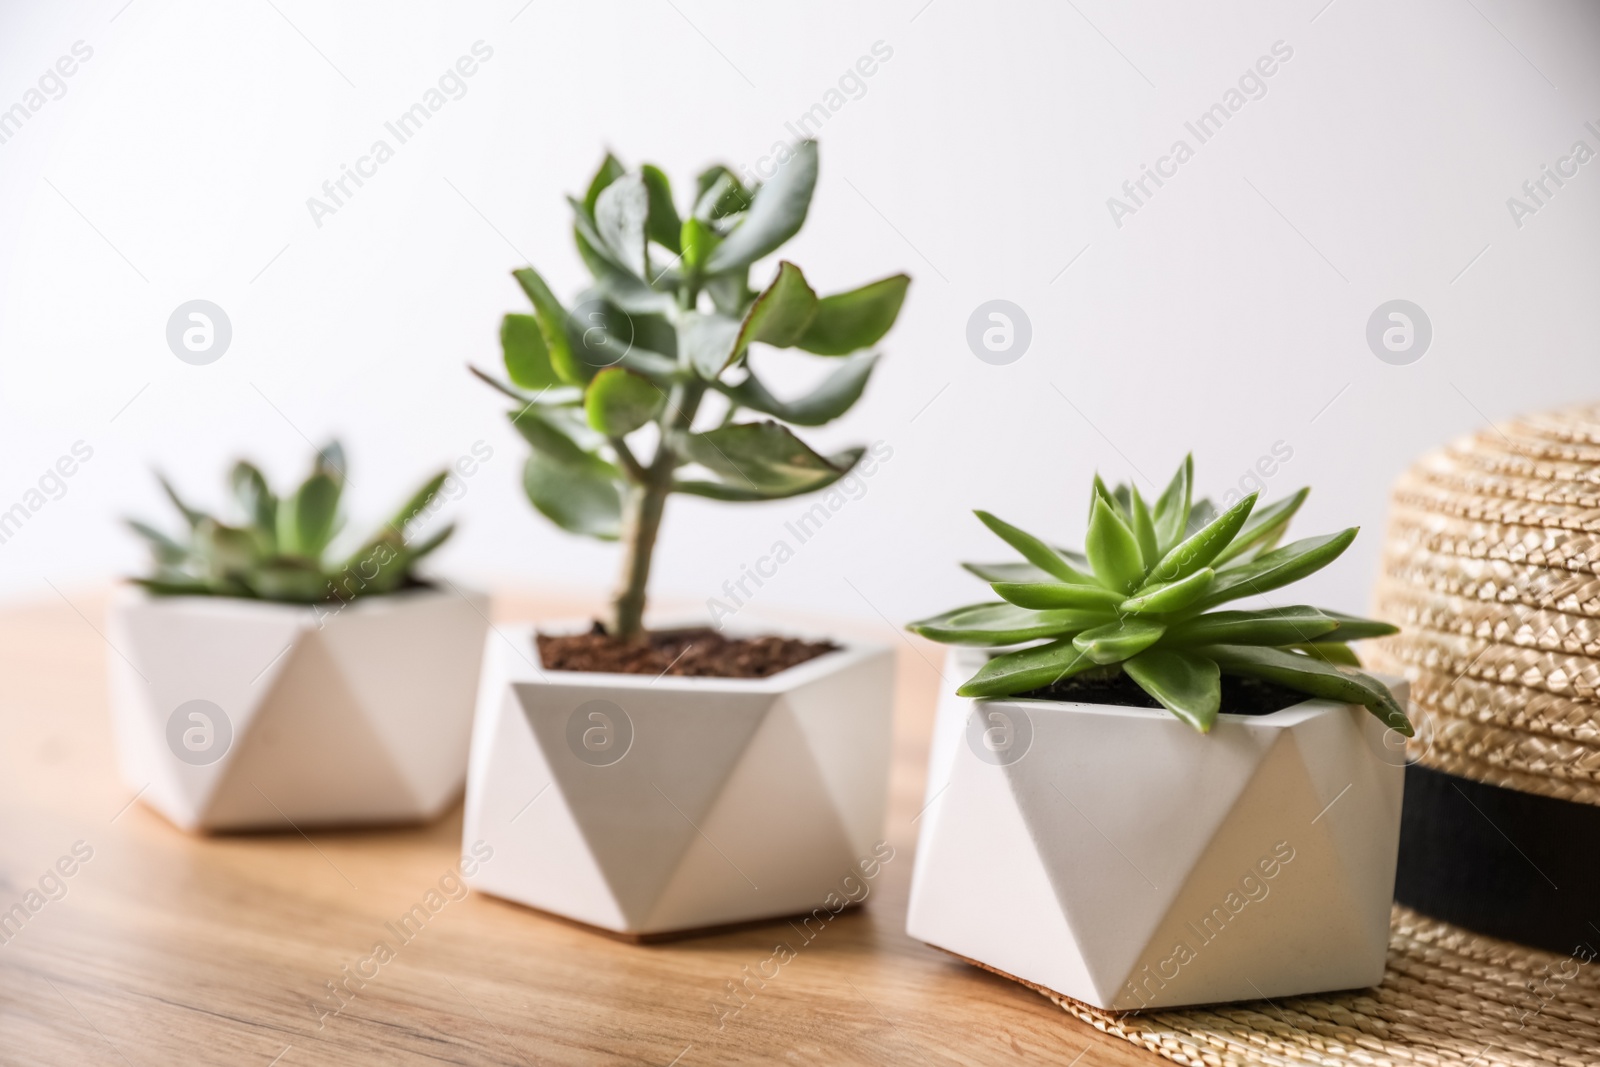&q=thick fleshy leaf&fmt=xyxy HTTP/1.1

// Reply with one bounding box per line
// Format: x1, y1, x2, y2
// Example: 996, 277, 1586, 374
583, 152, 626, 217
957, 638, 1097, 697
1129, 486, 1159, 566
975, 511, 1096, 585
229, 461, 275, 534
990, 582, 1125, 612
1124, 649, 1221, 732
127, 519, 188, 566
960, 560, 1060, 584
705, 140, 817, 274
1183, 499, 1219, 538
673, 446, 862, 501
584, 368, 662, 435
315, 441, 347, 484
716, 353, 876, 427
1152, 454, 1192, 550
278, 472, 340, 559
681, 311, 744, 379
1086, 497, 1145, 592
1118, 567, 1216, 615
522, 453, 621, 540
573, 216, 676, 311
738, 261, 817, 349
1073, 618, 1166, 665
158, 473, 204, 527
387, 471, 449, 533
249, 562, 330, 603
795, 274, 910, 355
1197, 529, 1358, 608
693, 166, 751, 220
594, 173, 649, 277
1290, 641, 1361, 666
706, 272, 750, 317
501, 313, 561, 390
639, 164, 681, 253
513, 267, 587, 384
1143, 492, 1256, 586
1163, 606, 1340, 646
675, 421, 846, 495
1204, 643, 1411, 735
1215, 488, 1307, 564
1314, 611, 1400, 643
907, 603, 1097, 646
508, 407, 616, 474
